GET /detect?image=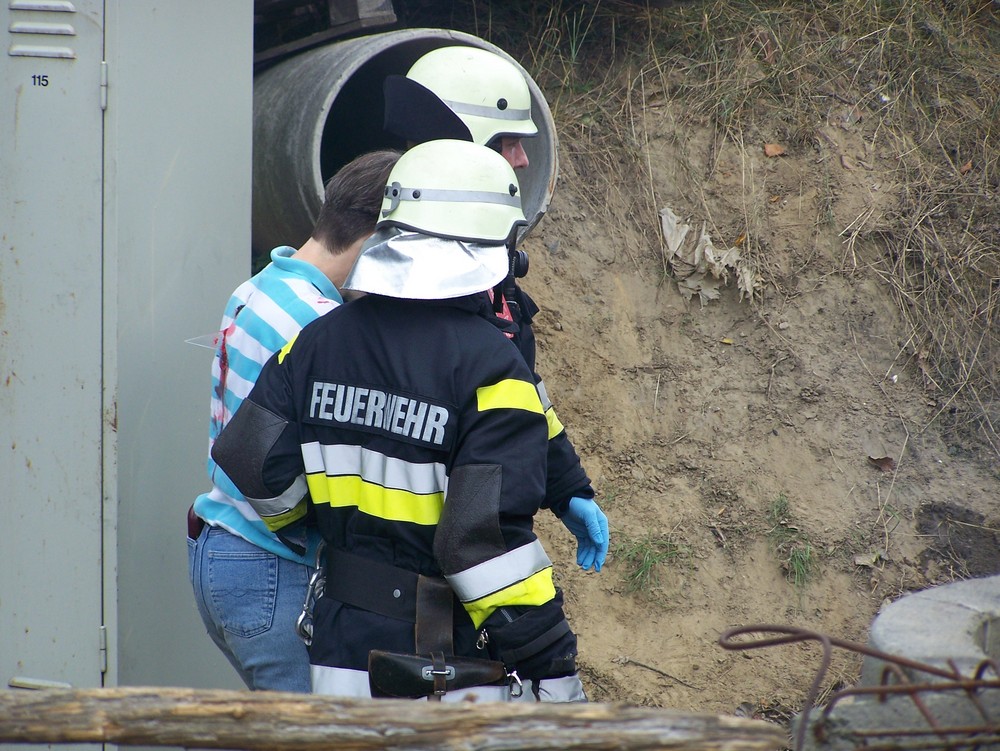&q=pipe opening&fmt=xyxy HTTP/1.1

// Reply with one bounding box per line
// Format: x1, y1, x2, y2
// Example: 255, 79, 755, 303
316, 40, 440, 177
252, 29, 557, 262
